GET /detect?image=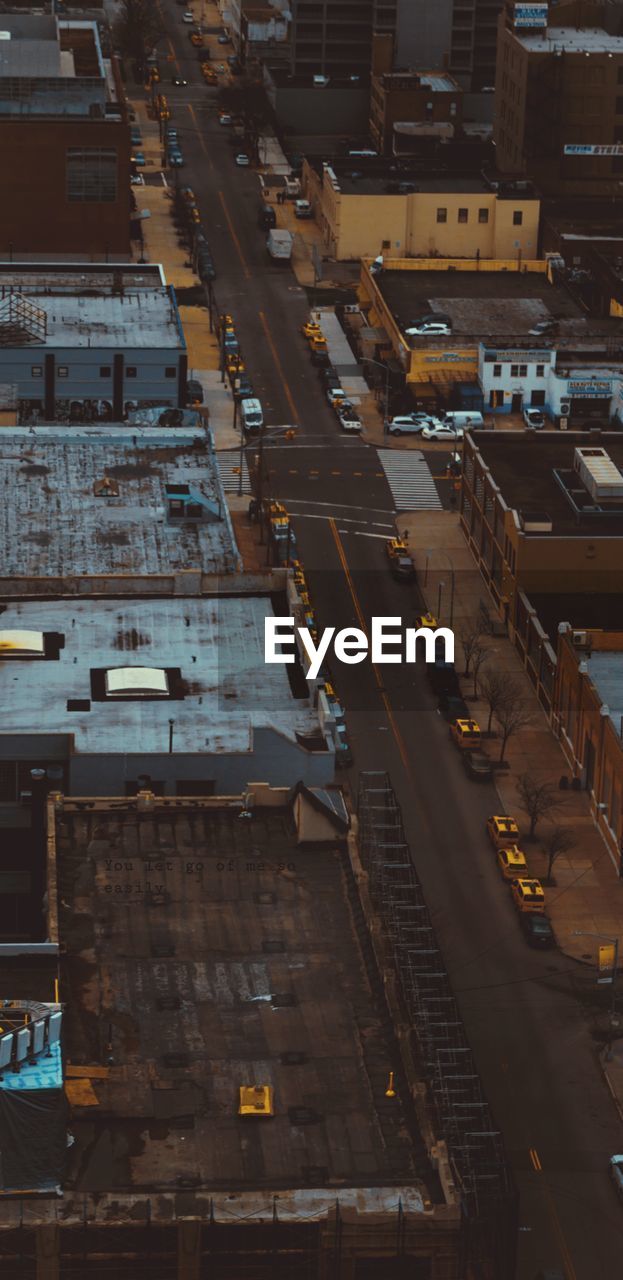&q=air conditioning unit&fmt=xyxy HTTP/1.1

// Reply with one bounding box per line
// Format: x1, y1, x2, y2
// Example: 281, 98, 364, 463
560, 400, 571, 415
572, 630, 588, 647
